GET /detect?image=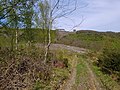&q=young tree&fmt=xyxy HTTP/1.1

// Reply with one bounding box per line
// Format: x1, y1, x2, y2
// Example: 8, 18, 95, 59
34, 0, 50, 63
21, 1, 34, 46
0, 0, 36, 50
7, 2, 20, 51
34, 0, 78, 63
